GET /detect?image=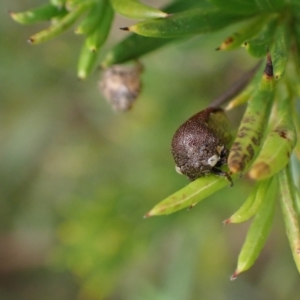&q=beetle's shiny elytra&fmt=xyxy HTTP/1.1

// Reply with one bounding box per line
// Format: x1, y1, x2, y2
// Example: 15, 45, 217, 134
171, 107, 233, 185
